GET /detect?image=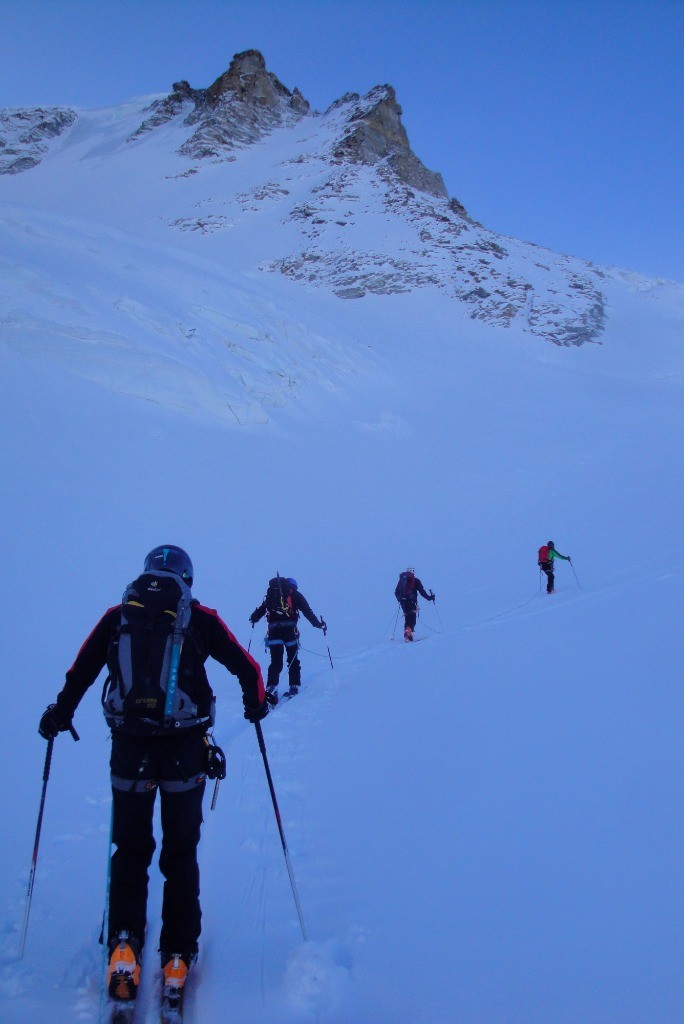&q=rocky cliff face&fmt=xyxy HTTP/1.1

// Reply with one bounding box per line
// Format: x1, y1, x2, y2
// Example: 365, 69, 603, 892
0, 107, 76, 174
331, 85, 447, 199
